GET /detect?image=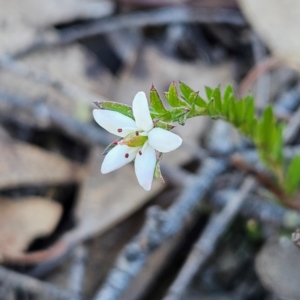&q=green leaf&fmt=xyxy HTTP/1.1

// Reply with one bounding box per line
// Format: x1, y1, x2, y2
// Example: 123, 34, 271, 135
205, 86, 214, 101
285, 155, 300, 195
179, 82, 206, 108
222, 85, 235, 118
234, 99, 246, 126
244, 95, 255, 123
154, 121, 175, 131
95, 101, 134, 119
150, 86, 167, 114
170, 107, 190, 125
150, 109, 172, 122
259, 106, 274, 149
179, 81, 194, 102
166, 82, 189, 108
228, 96, 236, 123
223, 85, 235, 102
212, 87, 222, 114
207, 99, 216, 117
